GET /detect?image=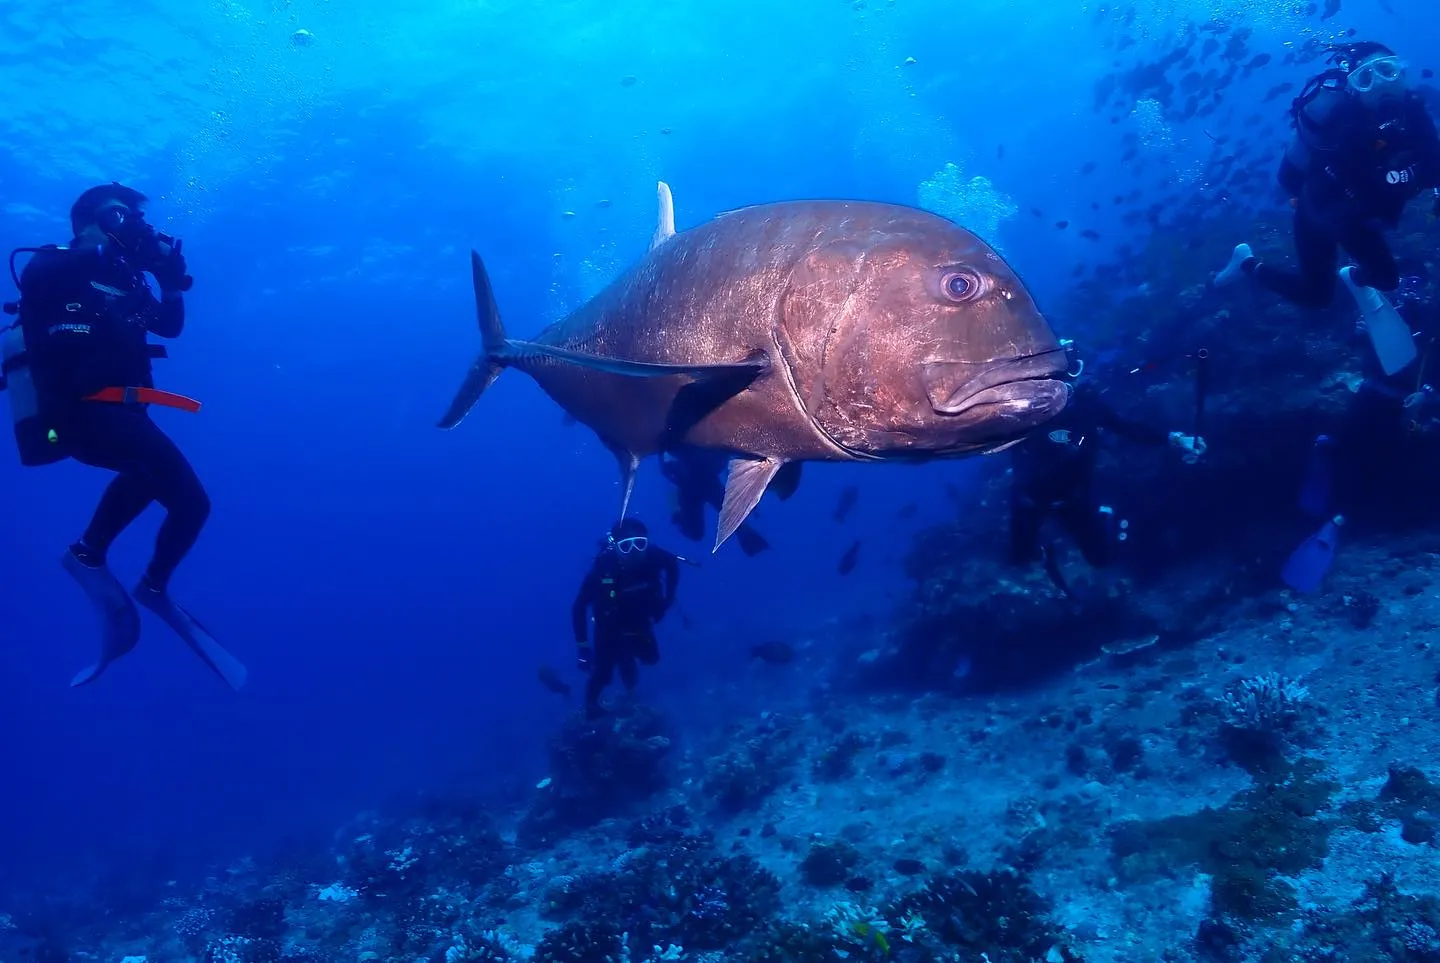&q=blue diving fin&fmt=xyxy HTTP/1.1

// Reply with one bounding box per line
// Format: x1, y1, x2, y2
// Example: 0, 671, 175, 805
133, 585, 248, 691
60, 550, 141, 686
1282, 515, 1345, 594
